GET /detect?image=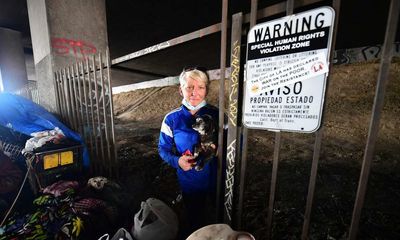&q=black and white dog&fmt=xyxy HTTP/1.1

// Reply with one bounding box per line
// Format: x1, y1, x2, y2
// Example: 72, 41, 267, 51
192, 114, 217, 171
